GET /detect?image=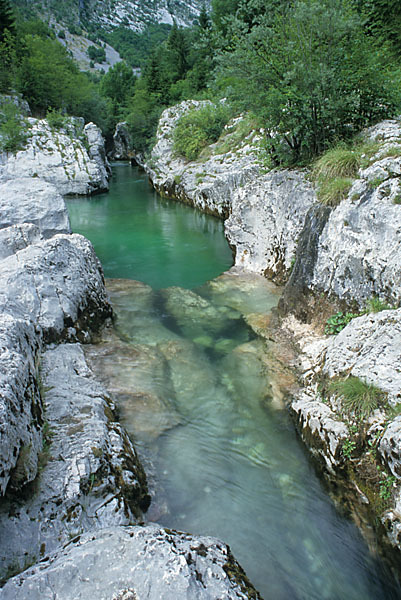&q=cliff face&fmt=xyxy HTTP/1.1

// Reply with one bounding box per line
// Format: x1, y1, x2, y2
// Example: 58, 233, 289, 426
0, 117, 110, 195
141, 102, 401, 558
